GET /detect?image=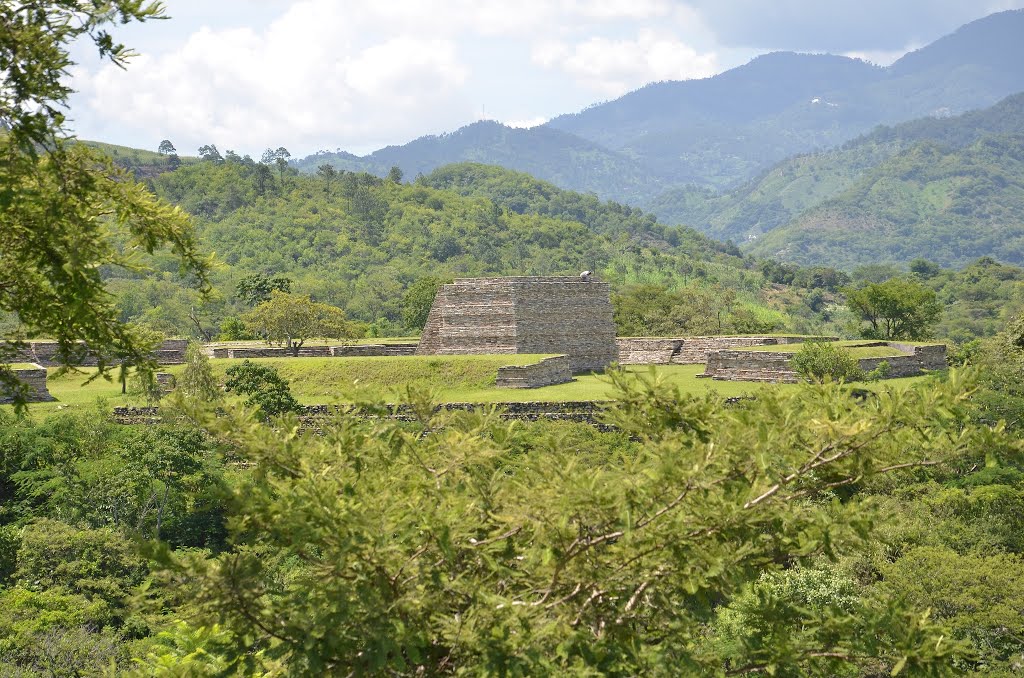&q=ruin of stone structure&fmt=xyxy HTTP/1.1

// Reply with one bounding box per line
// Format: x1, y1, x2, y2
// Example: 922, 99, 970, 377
416, 276, 618, 372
